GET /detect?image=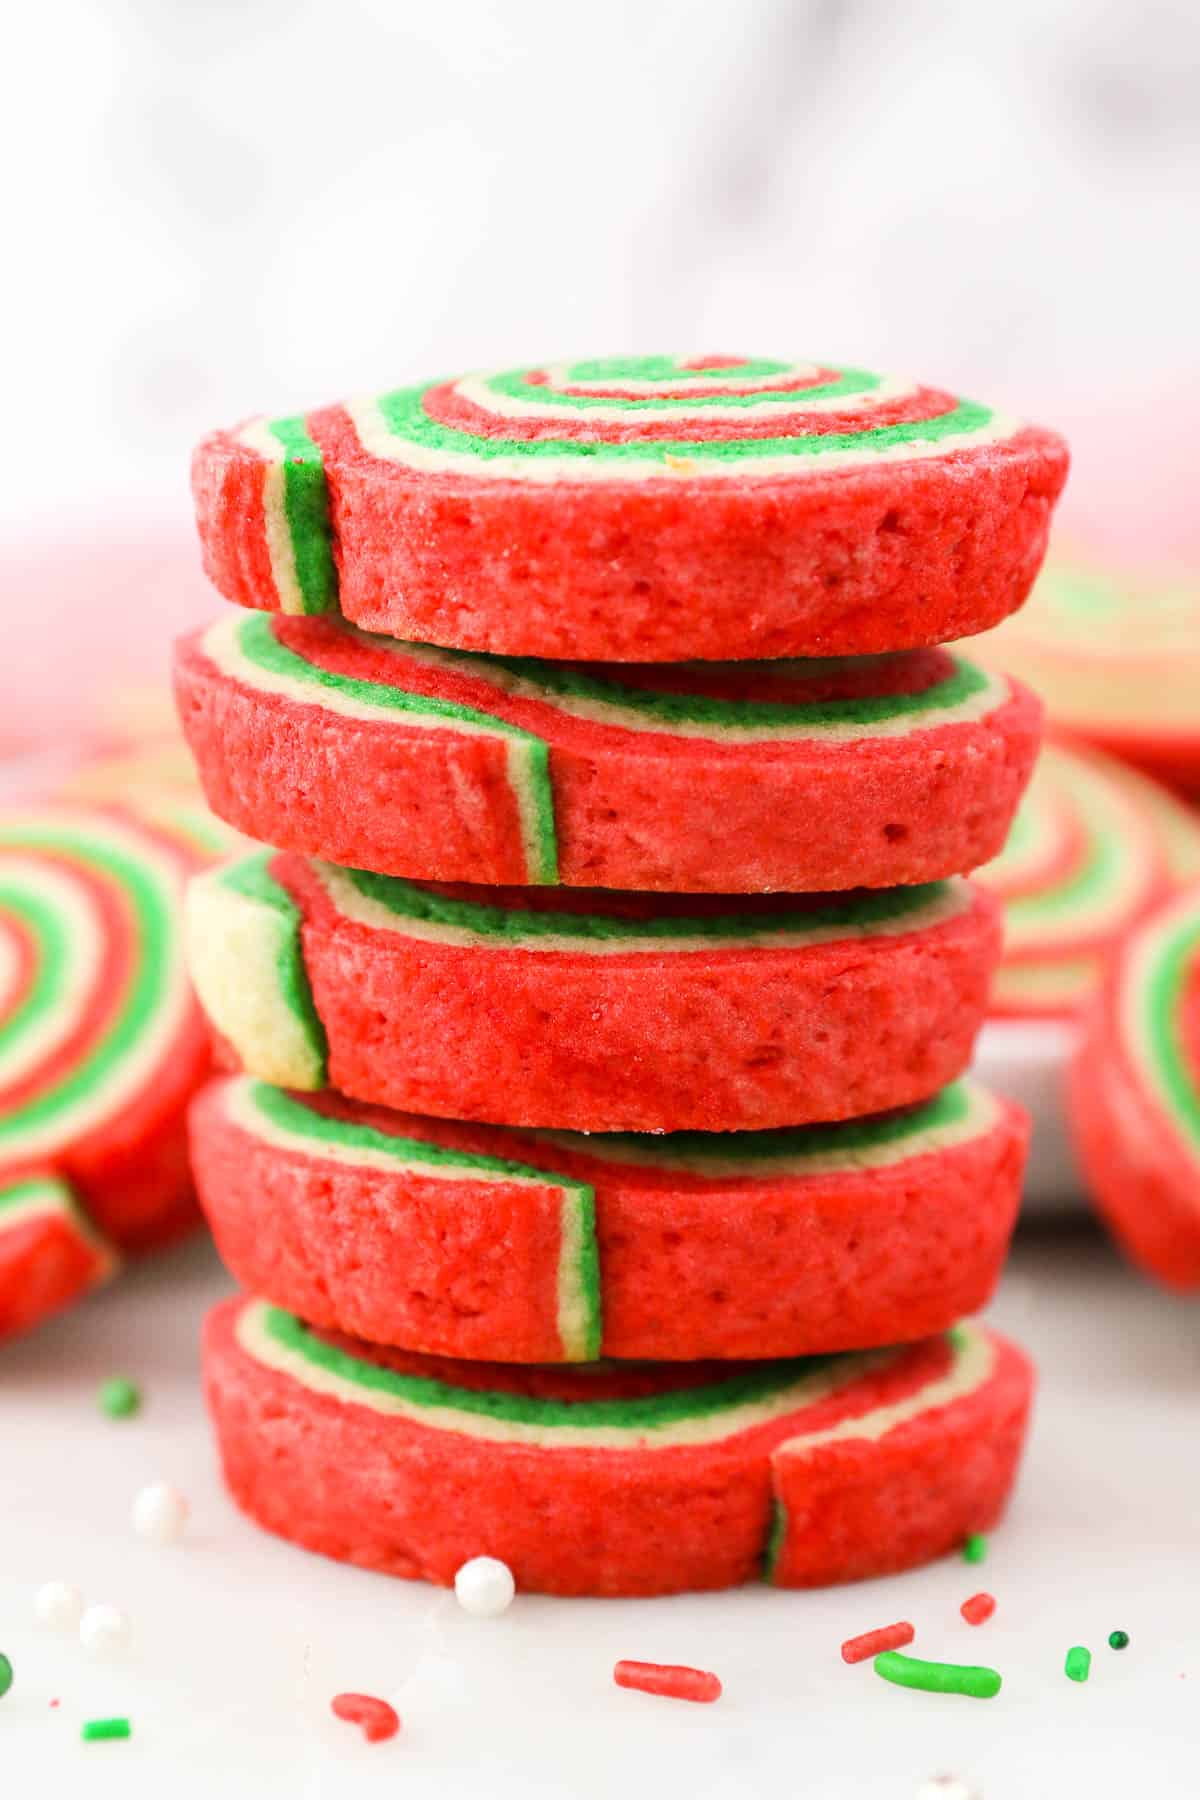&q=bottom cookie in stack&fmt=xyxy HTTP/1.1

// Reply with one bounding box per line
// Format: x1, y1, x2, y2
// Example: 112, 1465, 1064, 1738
204, 1299, 1033, 1597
